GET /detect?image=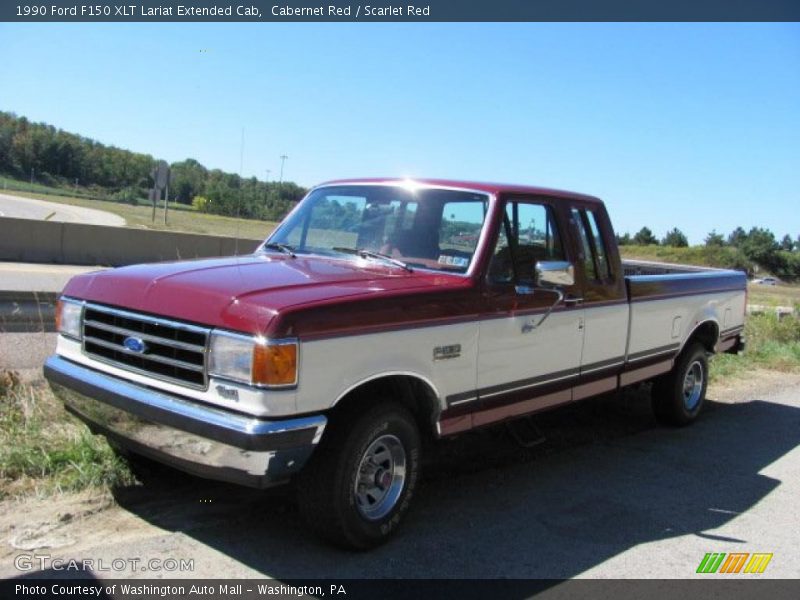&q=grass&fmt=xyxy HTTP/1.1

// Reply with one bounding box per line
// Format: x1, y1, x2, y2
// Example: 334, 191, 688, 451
1, 188, 275, 240
710, 311, 800, 382
746, 282, 800, 309
0, 372, 134, 500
